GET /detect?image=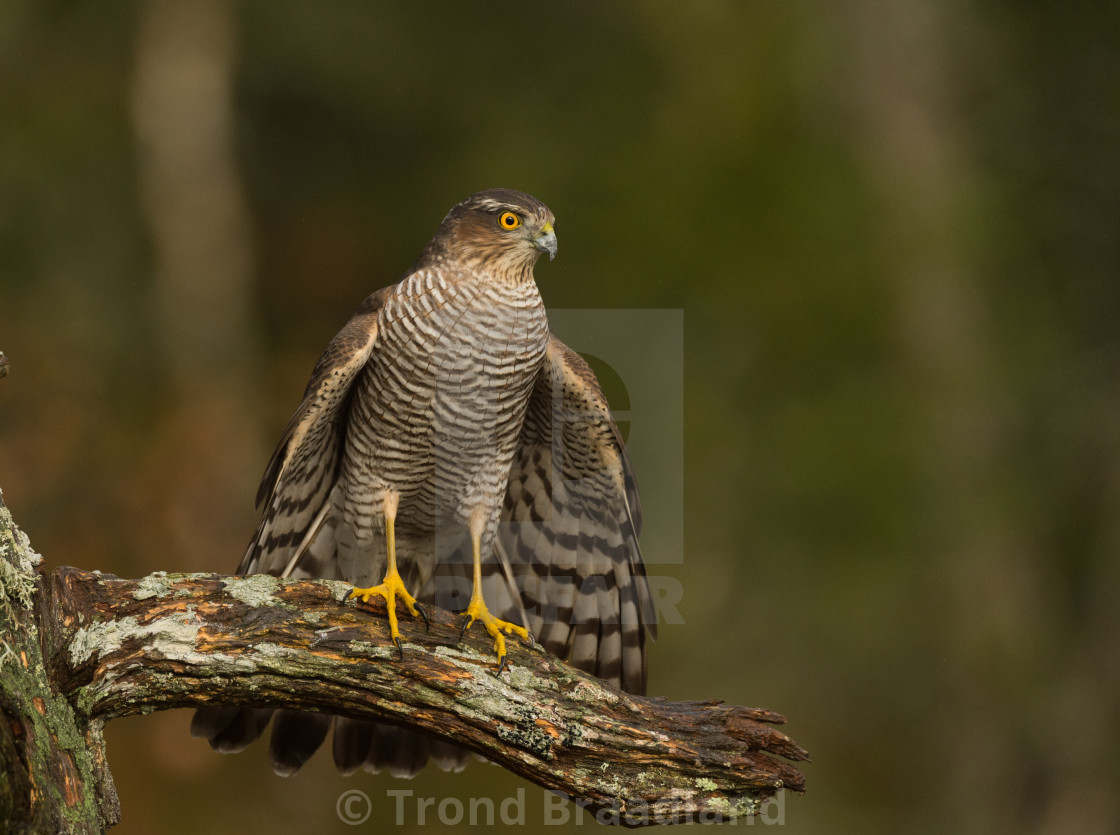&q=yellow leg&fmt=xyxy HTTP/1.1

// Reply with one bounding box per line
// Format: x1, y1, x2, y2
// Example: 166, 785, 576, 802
459, 526, 530, 672
349, 492, 426, 655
